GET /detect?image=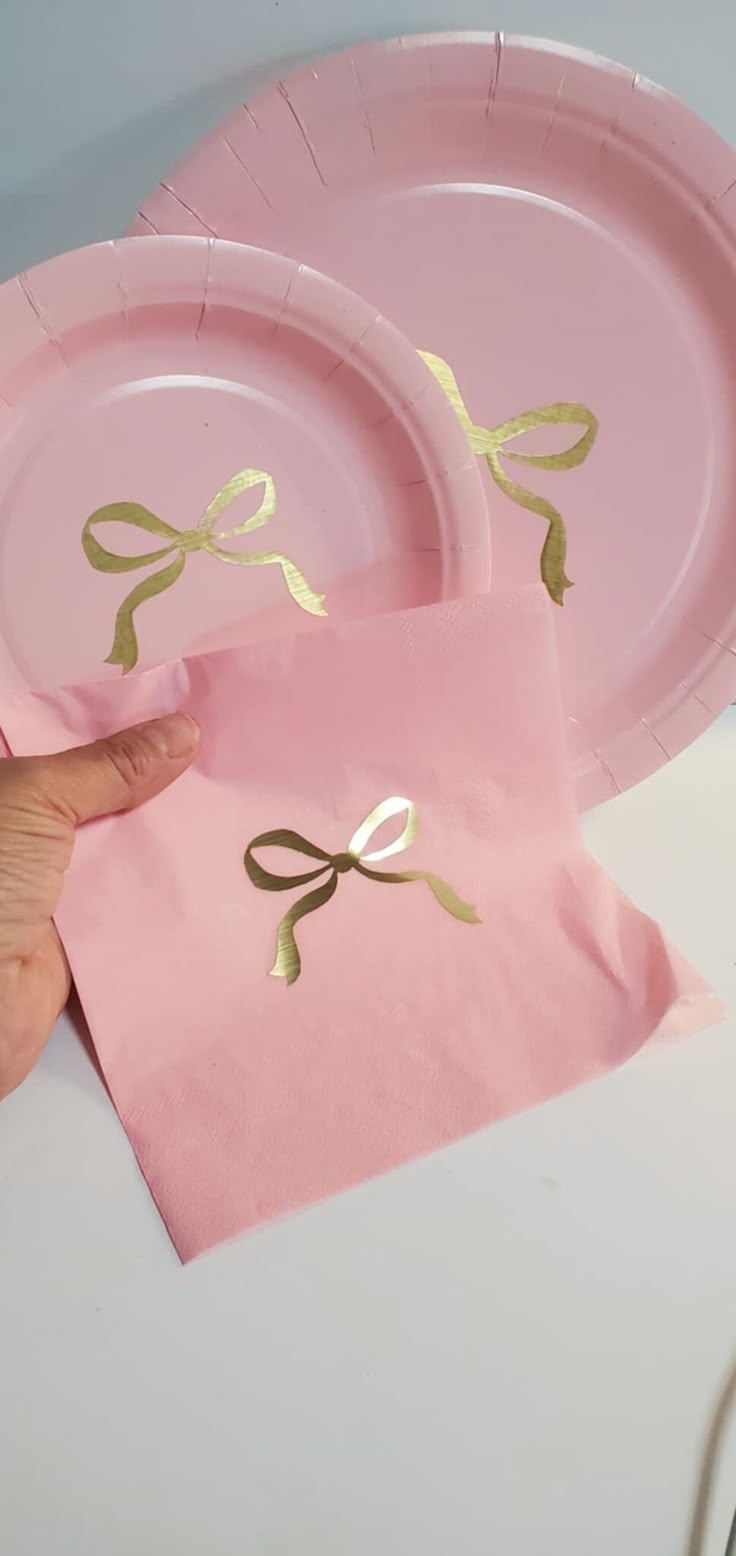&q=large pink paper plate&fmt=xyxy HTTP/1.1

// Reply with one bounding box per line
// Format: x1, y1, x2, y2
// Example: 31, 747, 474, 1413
134, 32, 736, 808
0, 236, 488, 692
